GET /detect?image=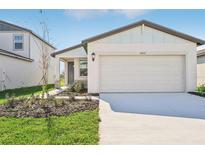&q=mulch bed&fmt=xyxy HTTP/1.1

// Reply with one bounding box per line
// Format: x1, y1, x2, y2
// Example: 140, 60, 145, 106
188, 91, 205, 98
0, 97, 99, 118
